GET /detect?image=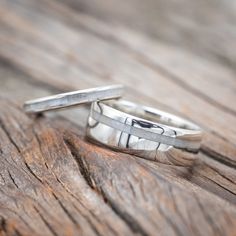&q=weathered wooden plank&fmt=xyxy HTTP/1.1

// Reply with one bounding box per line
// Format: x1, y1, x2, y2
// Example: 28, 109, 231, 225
0, 0, 235, 165
0, 64, 235, 199
2, 0, 236, 115
47, 0, 236, 115
0, 0, 236, 190
0, 98, 236, 236
0, 99, 134, 236
1, 60, 236, 235
0, 0, 236, 235
58, 0, 236, 70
